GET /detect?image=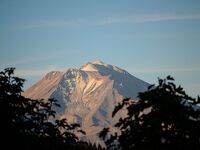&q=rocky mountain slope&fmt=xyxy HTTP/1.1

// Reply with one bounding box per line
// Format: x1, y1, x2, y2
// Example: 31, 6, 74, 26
23, 61, 149, 143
